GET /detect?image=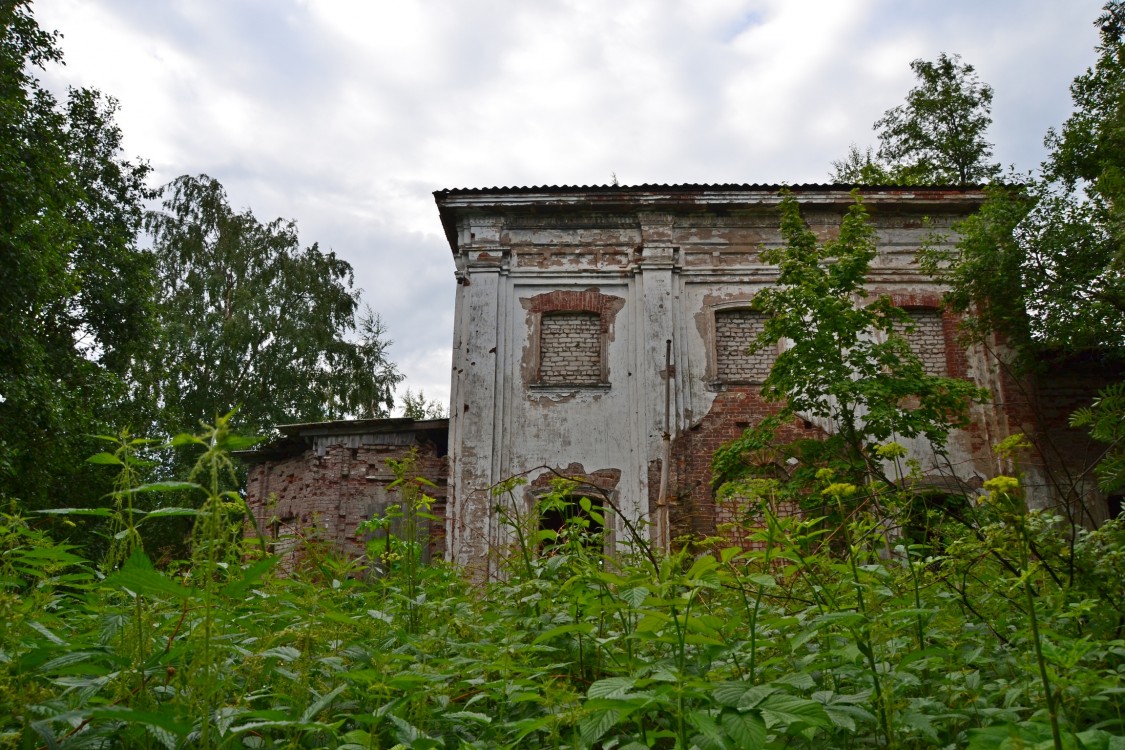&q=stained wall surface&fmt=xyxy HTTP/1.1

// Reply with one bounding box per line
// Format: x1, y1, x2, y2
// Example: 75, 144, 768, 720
242, 421, 448, 566
434, 185, 1029, 576
239, 186, 1118, 574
